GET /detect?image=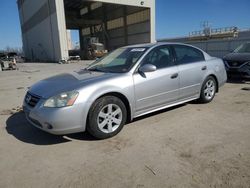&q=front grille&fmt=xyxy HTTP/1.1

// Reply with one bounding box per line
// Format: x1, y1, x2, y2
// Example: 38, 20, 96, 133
25, 92, 41, 108
227, 61, 246, 68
